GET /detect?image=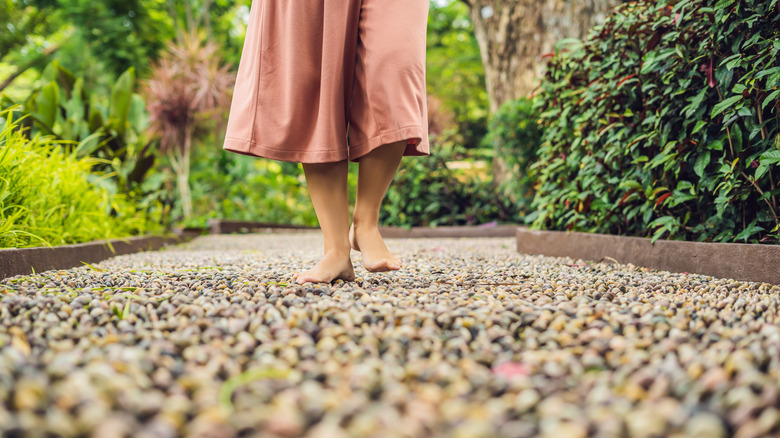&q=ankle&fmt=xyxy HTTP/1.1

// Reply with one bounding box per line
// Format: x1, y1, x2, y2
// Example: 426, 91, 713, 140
323, 243, 351, 256
351, 215, 379, 231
